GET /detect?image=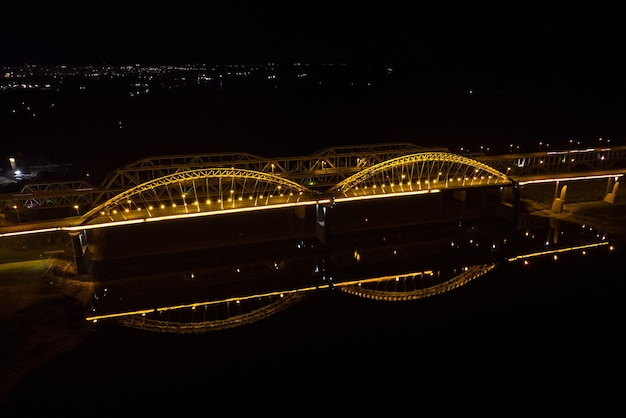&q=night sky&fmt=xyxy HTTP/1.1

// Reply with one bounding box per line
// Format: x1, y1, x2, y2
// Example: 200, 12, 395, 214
2, 3, 624, 76
2, 2, 626, 174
